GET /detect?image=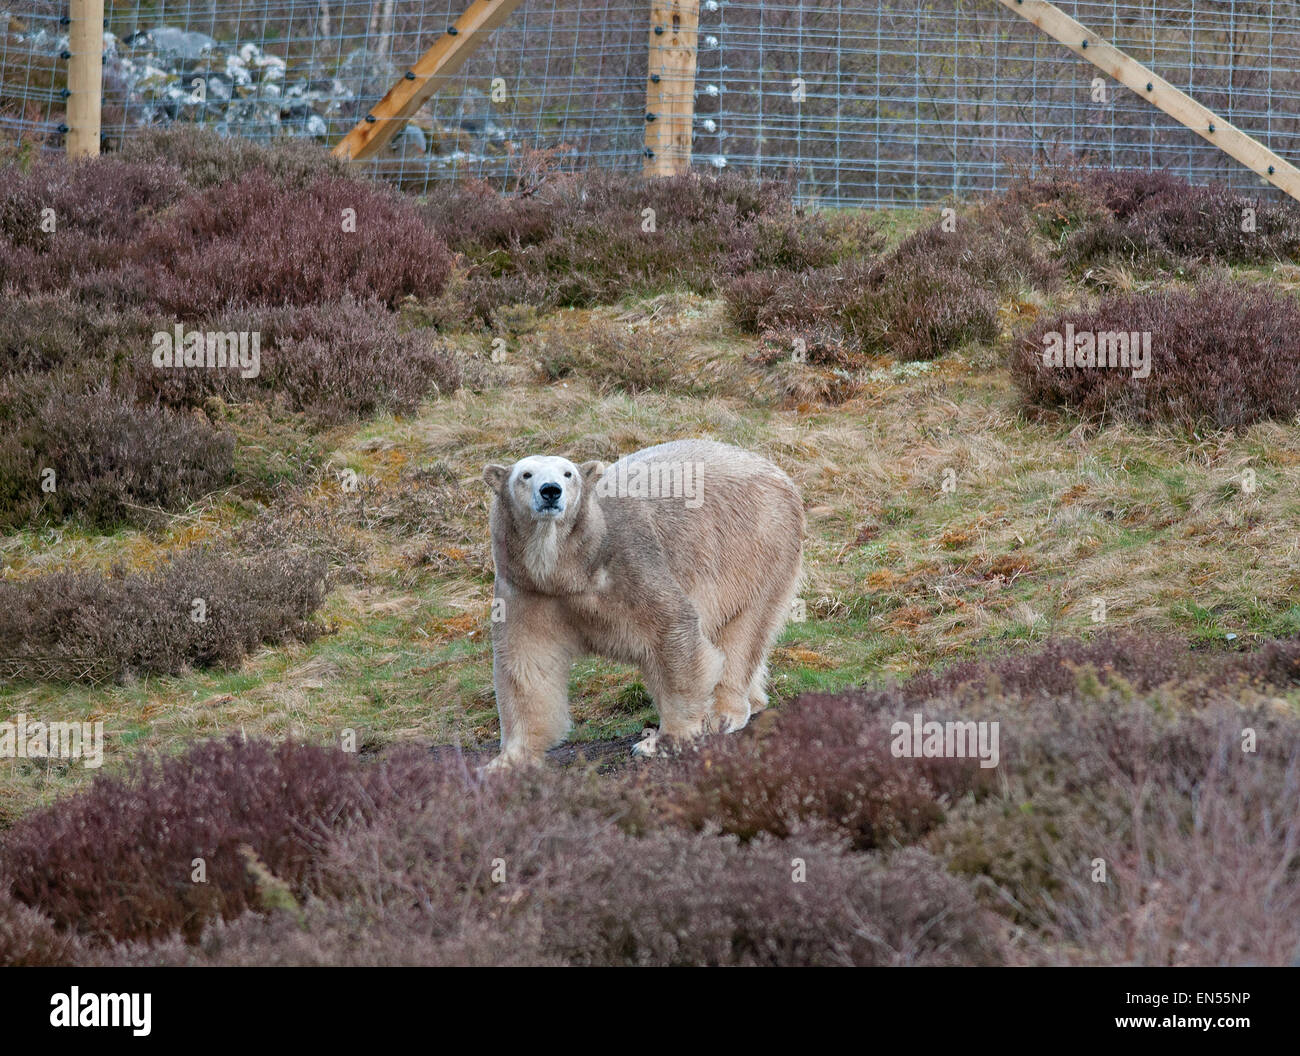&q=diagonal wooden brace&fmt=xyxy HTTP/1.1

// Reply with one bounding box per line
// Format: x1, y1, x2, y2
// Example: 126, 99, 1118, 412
996, 0, 1300, 203
333, 0, 527, 162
